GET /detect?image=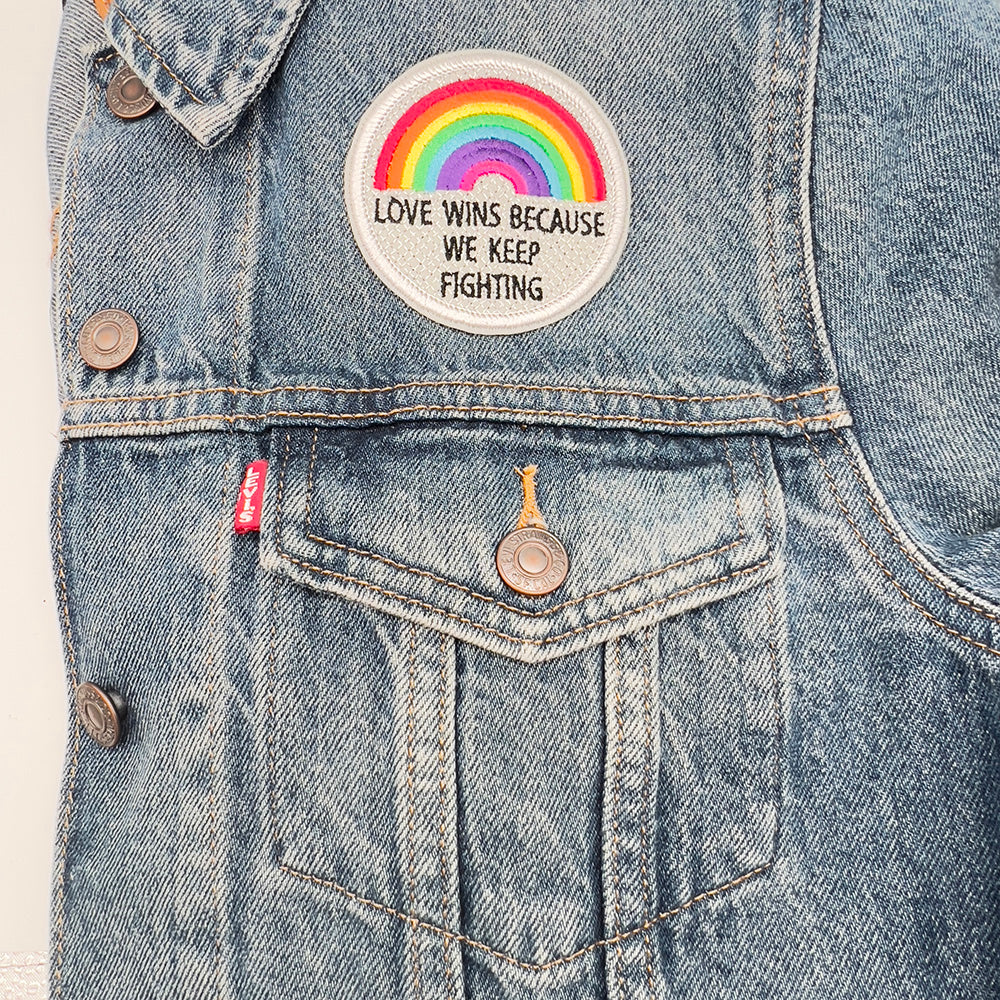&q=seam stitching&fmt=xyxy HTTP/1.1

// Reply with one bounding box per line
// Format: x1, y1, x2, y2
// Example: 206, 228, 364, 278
62, 382, 842, 408
278, 861, 772, 972
640, 628, 657, 1000
267, 433, 293, 857
720, 436, 746, 535
437, 635, 455, 999
110, 6, 205, 104
232, 108, 256, 386
751, 438, 785, 858
610, 636, 625, 996
304, 428, 318, 532
406, 624, 422, 1000
266, 565, 279, 849
206, 458, 231, 999
765, 0, 793, 367
303, 531, 746, 617
764, 577, 783, 856
54, 470, 78, 689
52, 464, 79, 1000
49, 204, 61, 261
831, 428, 1000, 626
60, 407, 851, 435
791, 0, 822, 365
274, 550, 773, 648
805, 432, 1000, 659
60, 91, 84, 404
